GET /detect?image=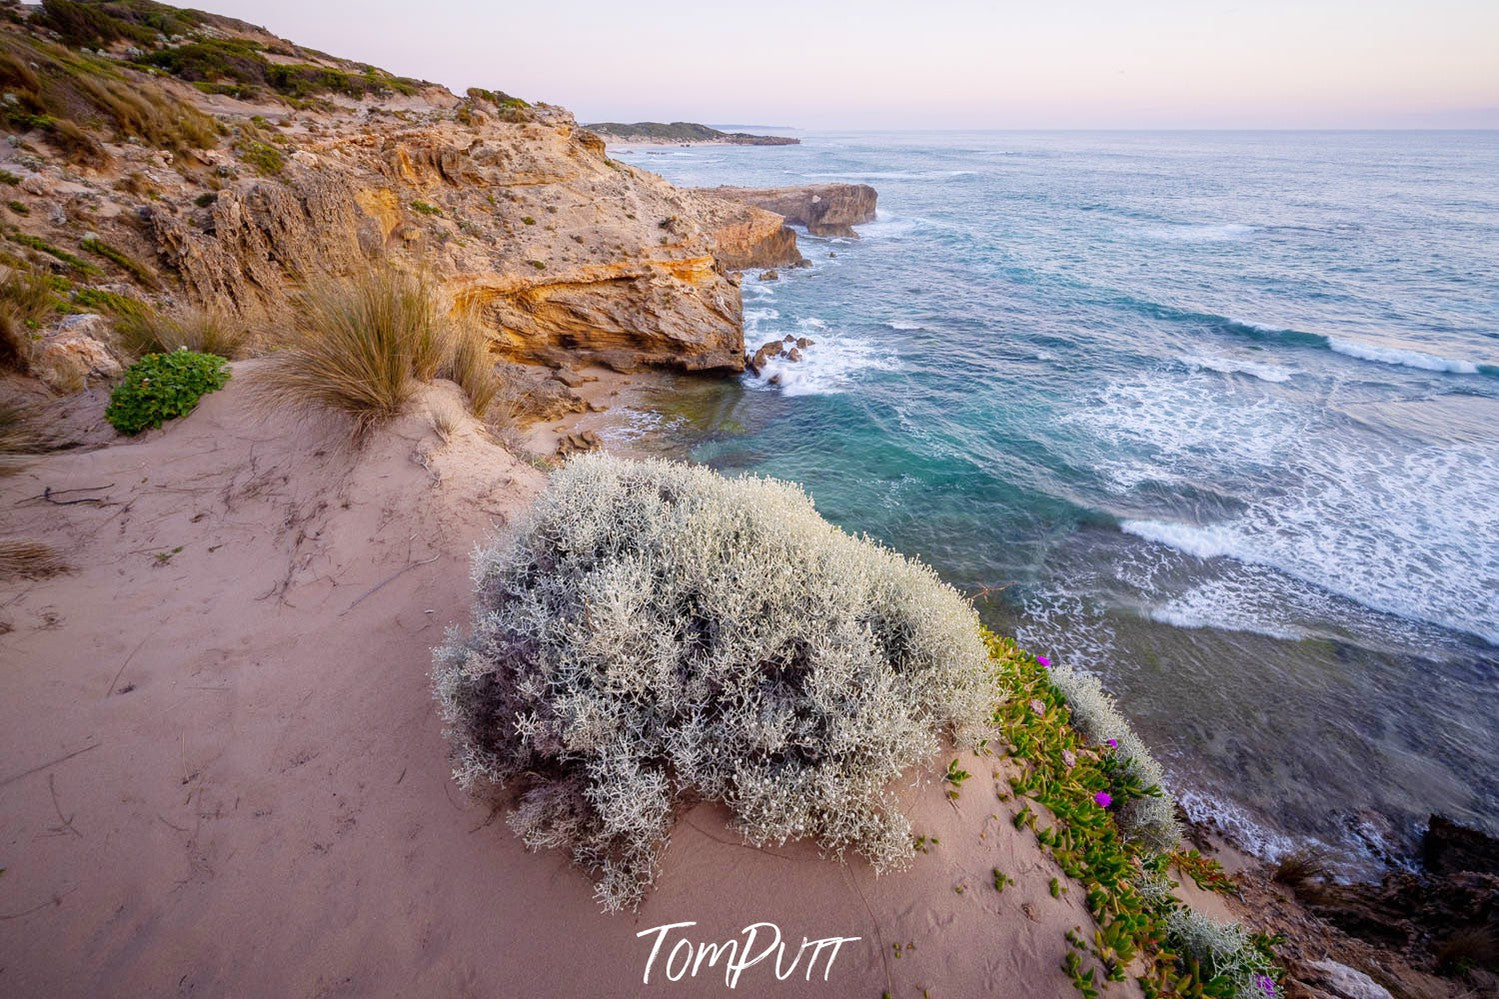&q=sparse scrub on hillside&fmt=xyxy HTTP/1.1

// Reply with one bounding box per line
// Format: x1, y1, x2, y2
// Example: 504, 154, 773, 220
0, 31, 217, 156
434, 454, 994, 911
253, 266, 500, 432
36, 0, 204, 49
139, 35, 423, 102
115, 303, 252, 359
